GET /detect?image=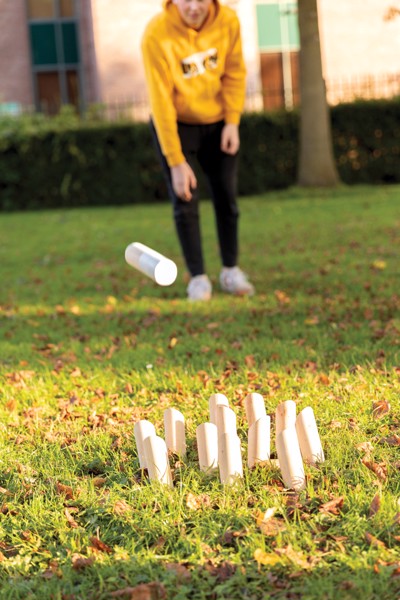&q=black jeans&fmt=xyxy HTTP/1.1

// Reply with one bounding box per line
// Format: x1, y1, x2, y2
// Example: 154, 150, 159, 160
151, 120, 239, 276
